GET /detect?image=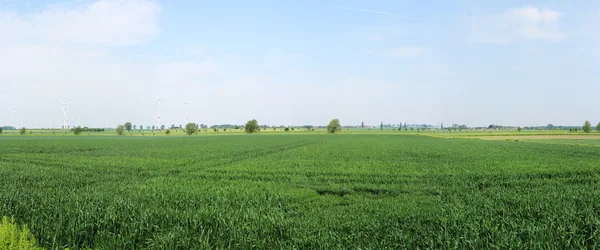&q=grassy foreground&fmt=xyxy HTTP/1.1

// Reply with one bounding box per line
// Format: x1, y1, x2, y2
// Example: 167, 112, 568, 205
1, 134, 600, 248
